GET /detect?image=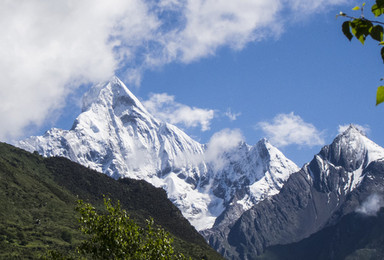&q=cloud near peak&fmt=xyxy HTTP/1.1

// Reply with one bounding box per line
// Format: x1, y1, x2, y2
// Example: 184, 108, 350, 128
0, 0, 347, 141
143, 93, 215, 131
257, 112, 325, 148
205, 129, 245, 171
